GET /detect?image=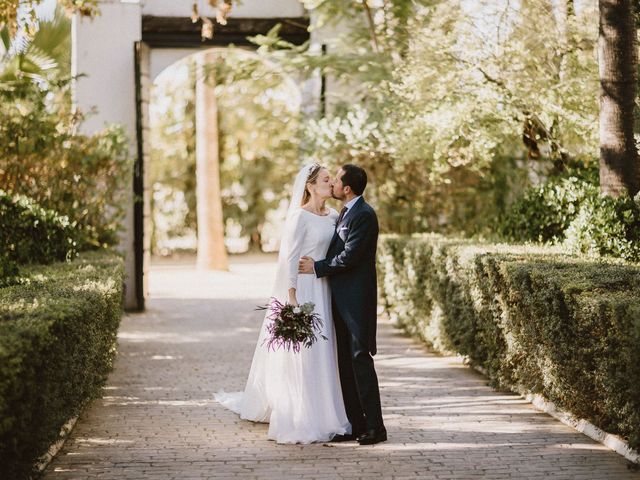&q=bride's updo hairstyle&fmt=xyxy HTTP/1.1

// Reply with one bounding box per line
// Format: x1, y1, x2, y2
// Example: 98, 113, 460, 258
301, 163, 323, 205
